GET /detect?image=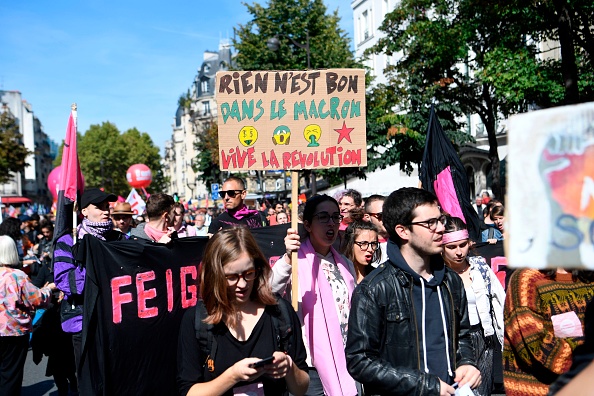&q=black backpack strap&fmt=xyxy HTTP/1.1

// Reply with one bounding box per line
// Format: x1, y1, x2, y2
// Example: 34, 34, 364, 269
194, 301, 217, 375
271, 296, 294, 352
